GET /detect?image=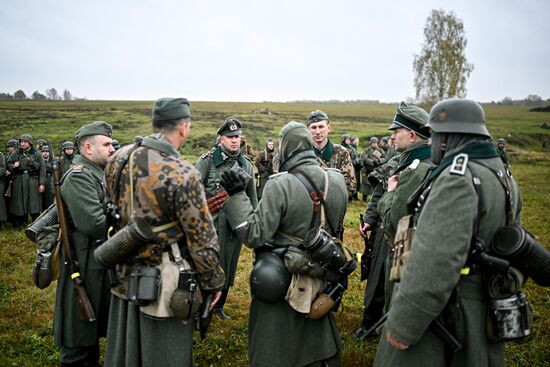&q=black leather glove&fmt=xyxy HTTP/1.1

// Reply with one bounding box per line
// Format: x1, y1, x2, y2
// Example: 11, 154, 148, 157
220, 170, 247, 196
